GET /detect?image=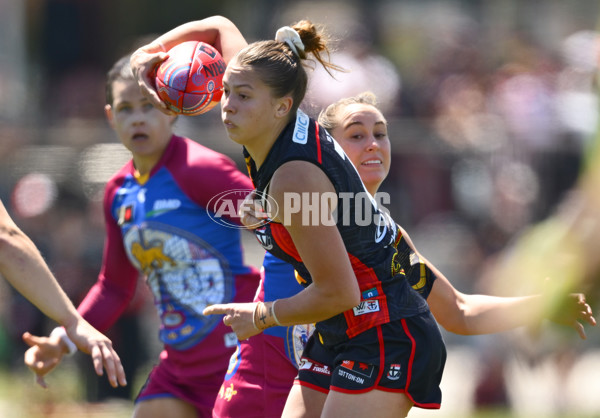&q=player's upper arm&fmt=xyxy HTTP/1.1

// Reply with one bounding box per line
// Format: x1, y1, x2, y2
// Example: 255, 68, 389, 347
269, 161, 360, 310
